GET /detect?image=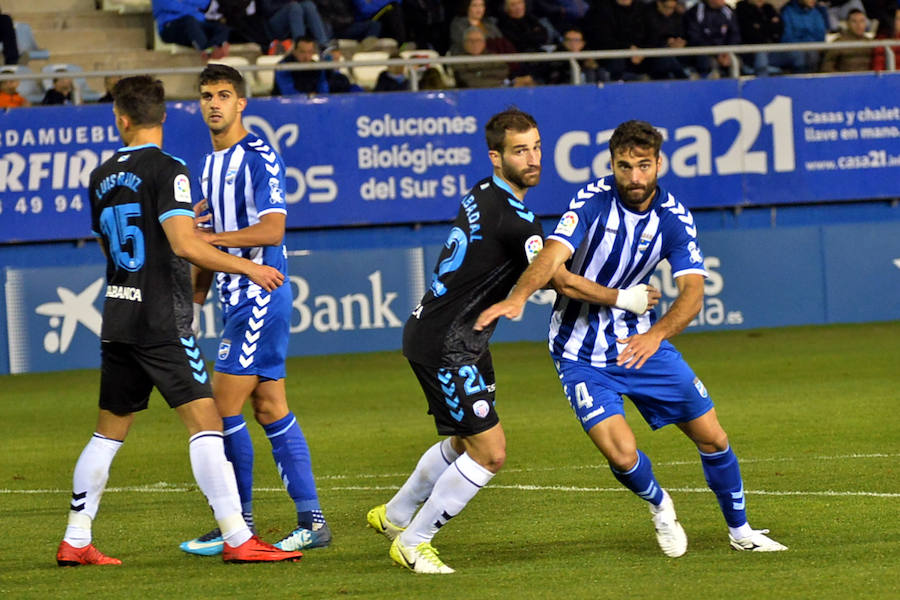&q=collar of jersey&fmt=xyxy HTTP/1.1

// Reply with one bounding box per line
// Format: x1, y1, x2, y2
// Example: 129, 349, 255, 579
614, 183, 662, 217
492, 174, 518, 199
117, 143, 160, 152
